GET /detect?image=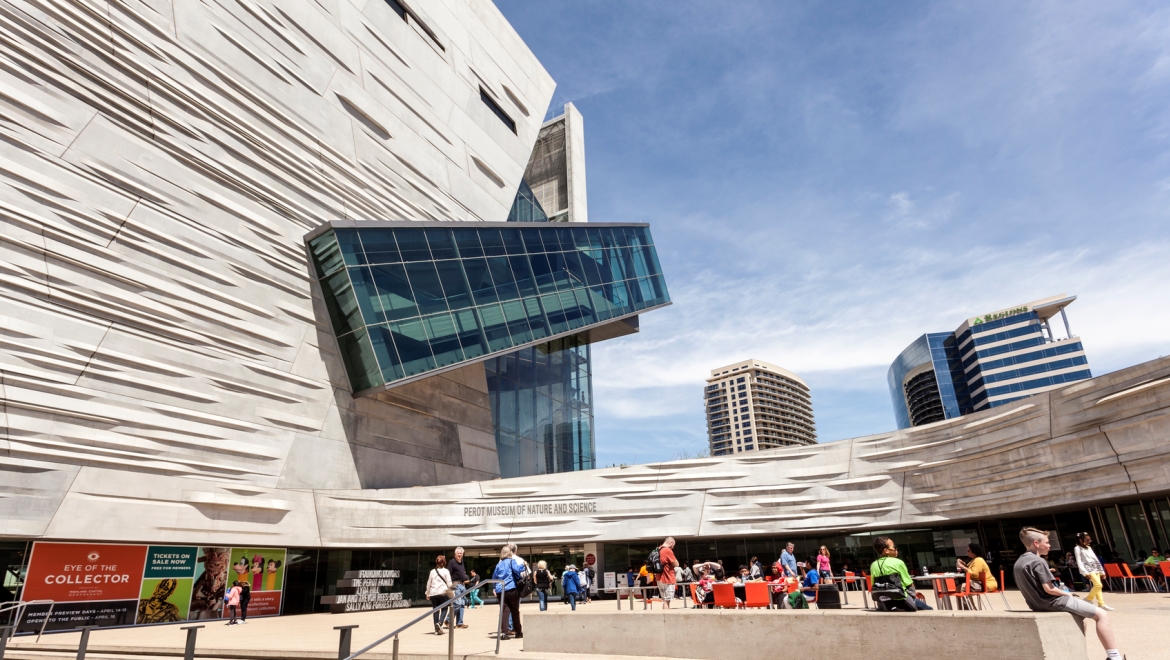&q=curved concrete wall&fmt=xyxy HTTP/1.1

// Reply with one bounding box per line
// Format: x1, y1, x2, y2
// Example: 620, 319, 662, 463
0, 0, 558, 545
